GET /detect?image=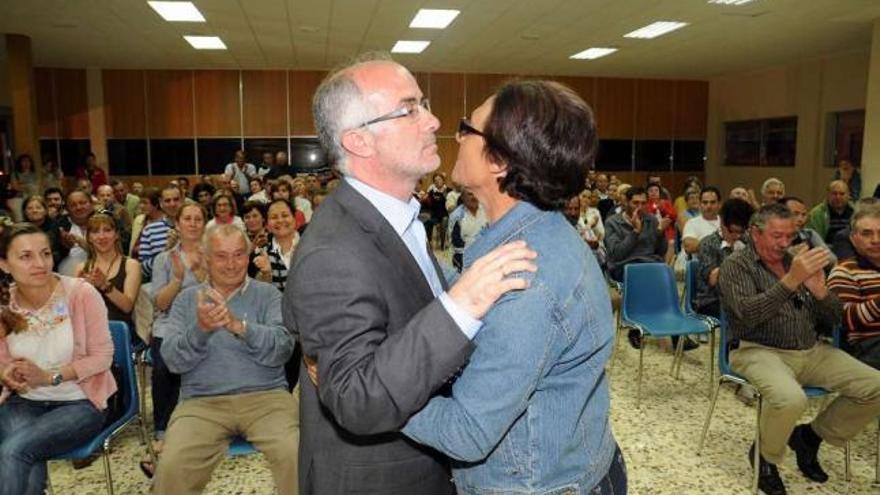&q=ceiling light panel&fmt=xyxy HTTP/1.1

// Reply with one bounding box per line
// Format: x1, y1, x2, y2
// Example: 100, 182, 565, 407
148, 1, 206, 22
391, 40, 430, 53
708, 0, 756, 5
184, 35, 226, 49
624, 21, 688, 39
409, 9, 460, 29
570, 47, 618, 60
